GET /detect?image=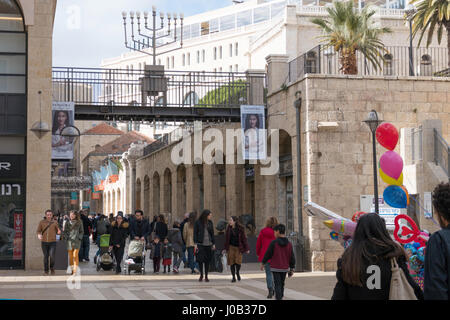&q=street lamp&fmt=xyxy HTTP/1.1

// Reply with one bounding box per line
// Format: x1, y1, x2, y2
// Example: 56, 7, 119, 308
405, 4, 417, 76
363, 110, 383, 214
